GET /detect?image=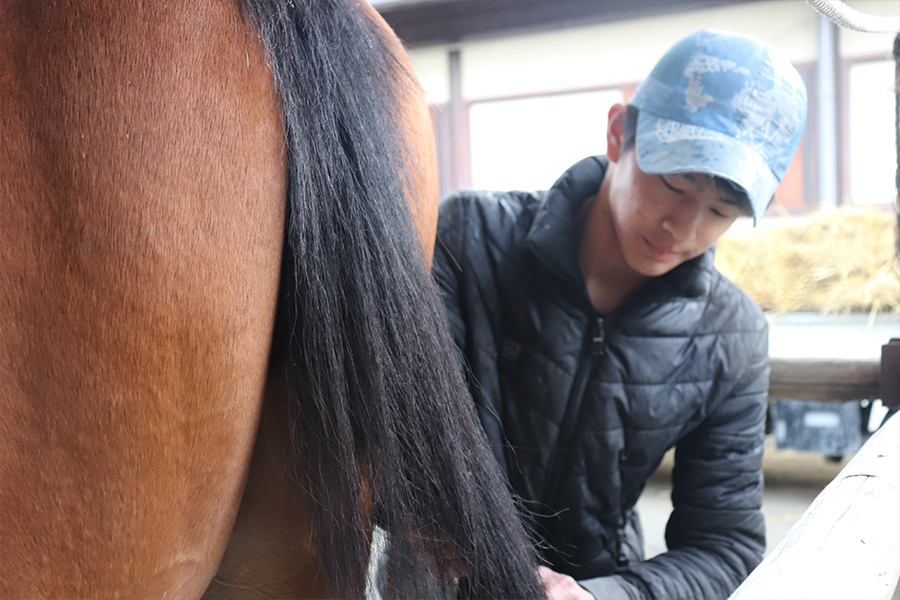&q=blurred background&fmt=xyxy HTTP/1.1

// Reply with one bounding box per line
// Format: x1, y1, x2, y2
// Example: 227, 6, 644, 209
374, 0, 895, 208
